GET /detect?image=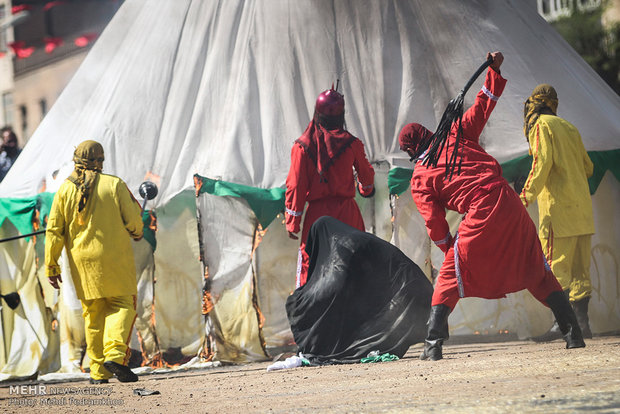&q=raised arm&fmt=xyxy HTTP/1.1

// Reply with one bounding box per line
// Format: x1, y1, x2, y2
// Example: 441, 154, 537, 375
459, 52, 507, 143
